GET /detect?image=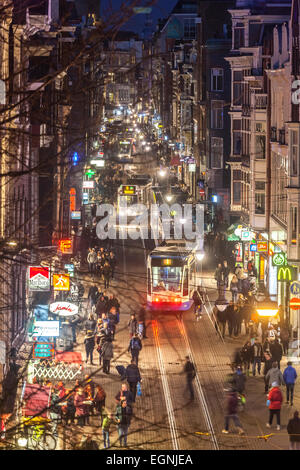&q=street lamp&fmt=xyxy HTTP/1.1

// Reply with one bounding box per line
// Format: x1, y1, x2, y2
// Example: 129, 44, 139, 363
17, 437, 28, 449
196, 252, 205, 261
159, 169, 166, 177
256, 297, 279, 318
